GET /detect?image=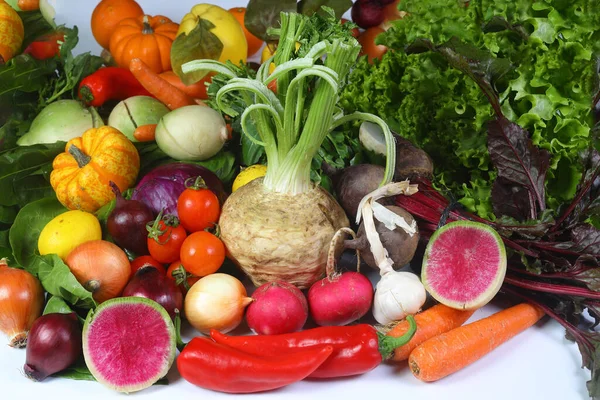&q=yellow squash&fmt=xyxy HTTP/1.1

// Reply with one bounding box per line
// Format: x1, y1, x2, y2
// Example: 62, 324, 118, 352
50, 126, 140, 213
0, 0, 24, 63
178, 3, 247, 65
